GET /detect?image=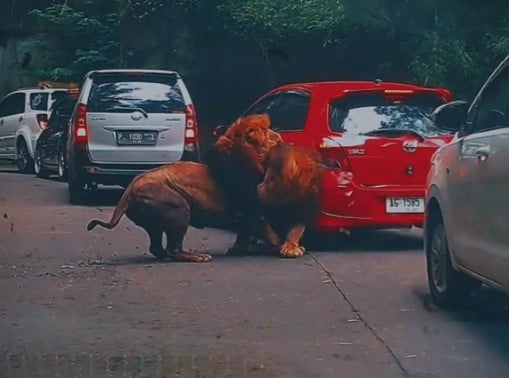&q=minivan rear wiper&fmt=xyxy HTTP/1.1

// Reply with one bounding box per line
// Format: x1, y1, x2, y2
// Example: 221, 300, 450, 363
104, 106, 148, 118
361, 129, 425, 141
